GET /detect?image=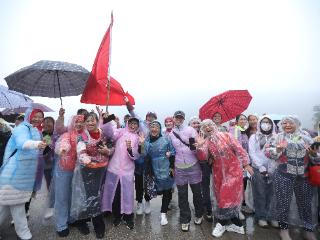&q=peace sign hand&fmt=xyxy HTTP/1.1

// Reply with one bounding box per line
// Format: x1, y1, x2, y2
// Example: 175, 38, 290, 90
138, 132, 145, 144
